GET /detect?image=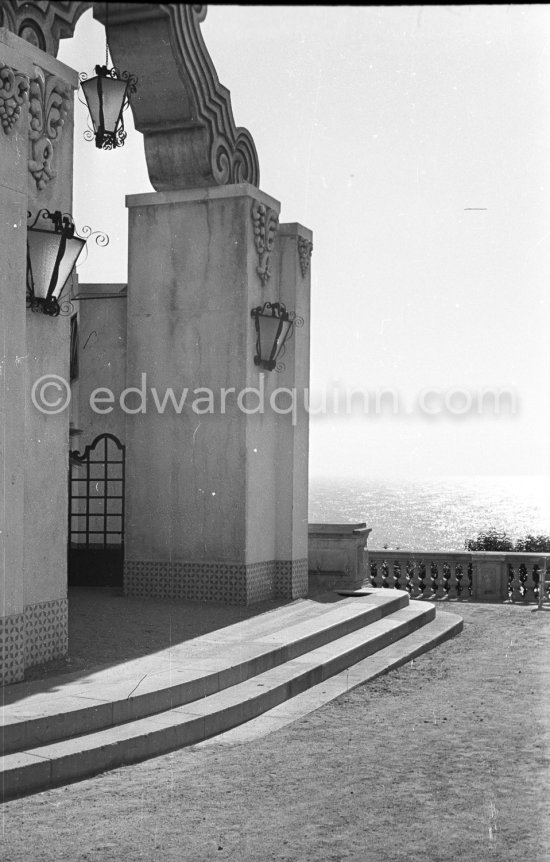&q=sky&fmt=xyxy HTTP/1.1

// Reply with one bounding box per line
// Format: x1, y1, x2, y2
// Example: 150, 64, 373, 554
58, 5, 550, 480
